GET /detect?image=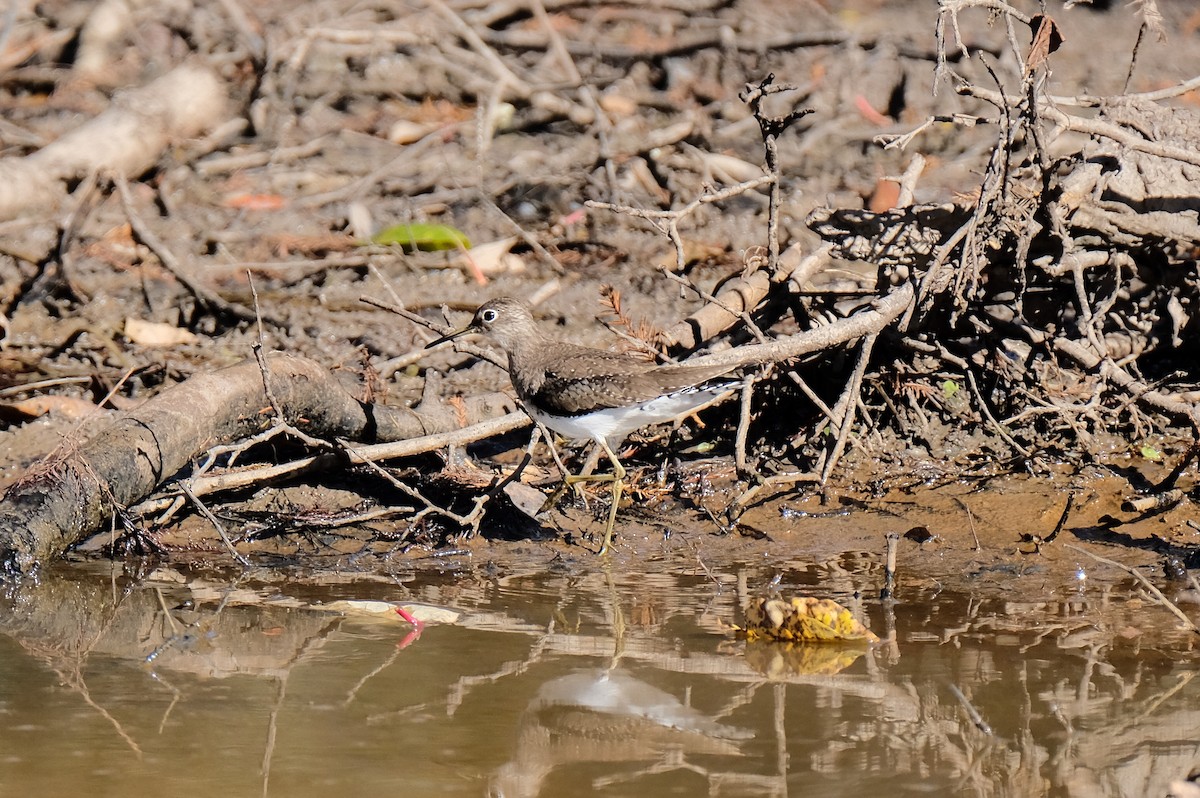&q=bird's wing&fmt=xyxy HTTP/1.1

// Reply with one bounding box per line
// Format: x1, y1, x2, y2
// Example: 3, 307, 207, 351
532, 373, 663, 414
520, 348, 655, 414
531, 356, 736, 416
648, 363, 738, 393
